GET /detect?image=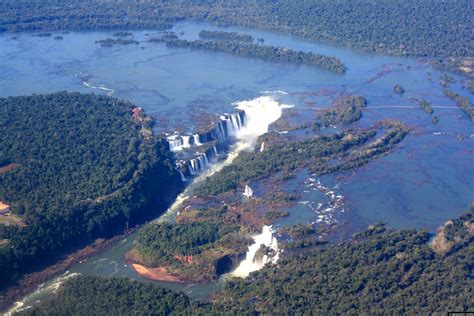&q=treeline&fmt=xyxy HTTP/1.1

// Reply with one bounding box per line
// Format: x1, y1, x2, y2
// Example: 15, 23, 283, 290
159, 38, 346, 73
0, 0, 472, 59
199, 30, 253, 43
19, 209, 473, 315
0, 92, 182, 291
444, 89, 474, 122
